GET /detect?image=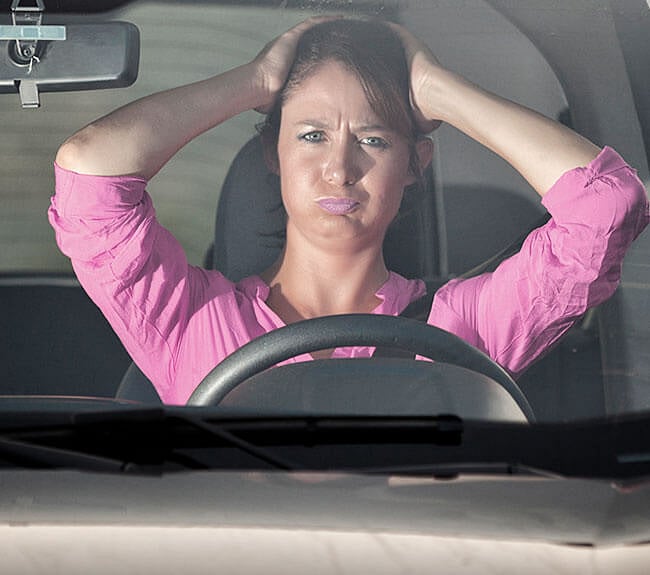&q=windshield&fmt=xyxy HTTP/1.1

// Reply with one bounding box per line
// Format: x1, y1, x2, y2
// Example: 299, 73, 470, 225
1, 0, 649, 433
